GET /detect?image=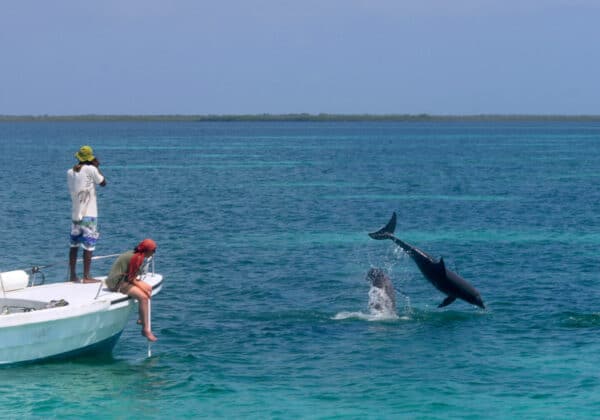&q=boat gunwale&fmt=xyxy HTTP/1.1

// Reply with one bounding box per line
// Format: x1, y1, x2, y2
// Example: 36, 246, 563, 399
0, 274, 163, 327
